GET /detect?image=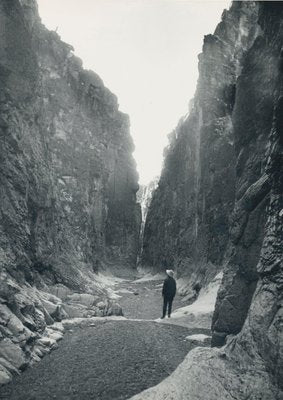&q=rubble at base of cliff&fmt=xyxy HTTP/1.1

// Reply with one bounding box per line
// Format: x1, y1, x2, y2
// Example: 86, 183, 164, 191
0, 269, 123, 385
